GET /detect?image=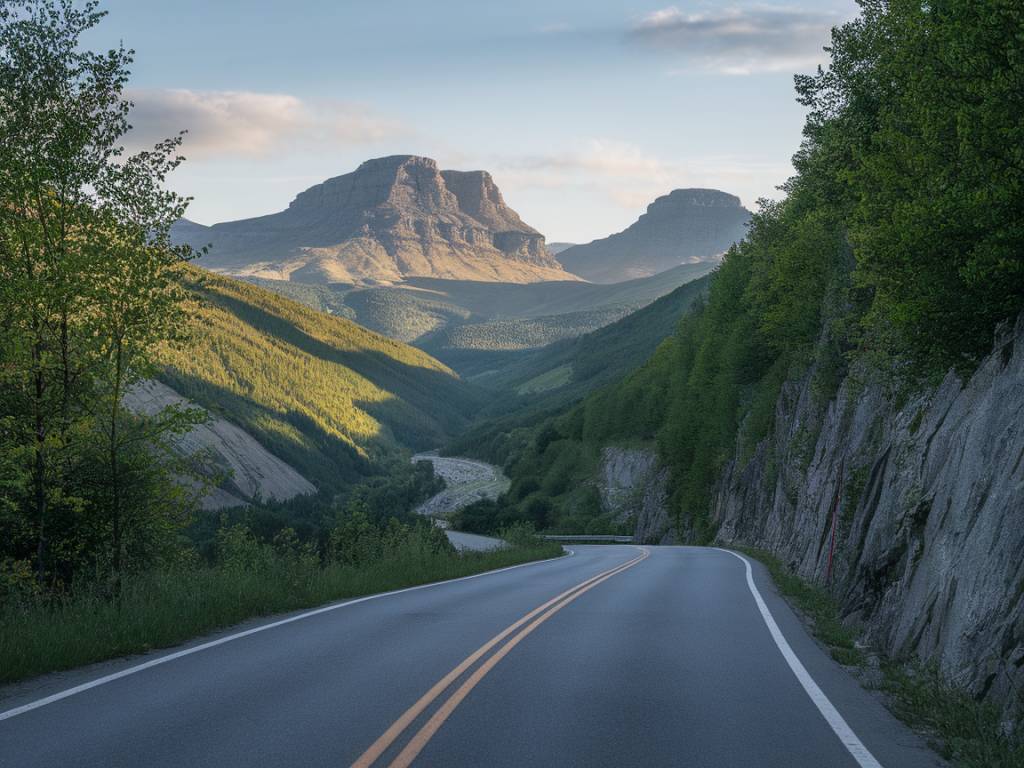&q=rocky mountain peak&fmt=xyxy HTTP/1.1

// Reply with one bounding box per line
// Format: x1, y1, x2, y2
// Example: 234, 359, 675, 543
646, 188, 743, 215
555, 188, 751, 283
173, 155, 576, 284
